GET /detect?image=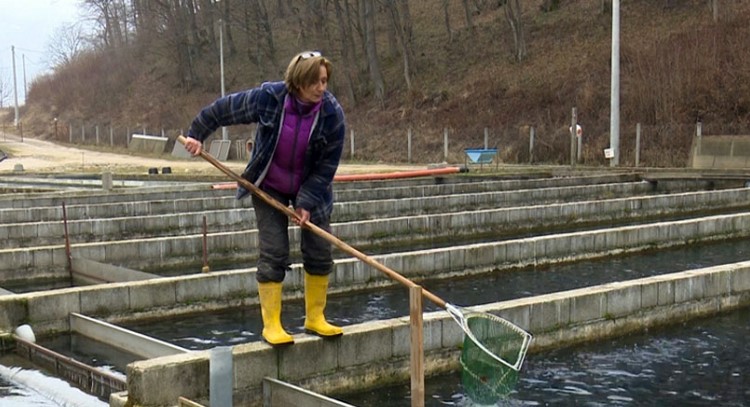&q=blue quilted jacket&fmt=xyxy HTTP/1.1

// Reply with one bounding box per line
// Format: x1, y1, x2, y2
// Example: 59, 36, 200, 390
187, 81, 346, 219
